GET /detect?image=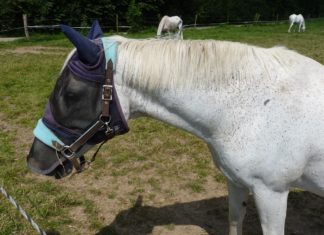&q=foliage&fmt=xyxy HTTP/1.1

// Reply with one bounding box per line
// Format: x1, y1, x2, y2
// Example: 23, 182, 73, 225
126, 0, 143, 31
